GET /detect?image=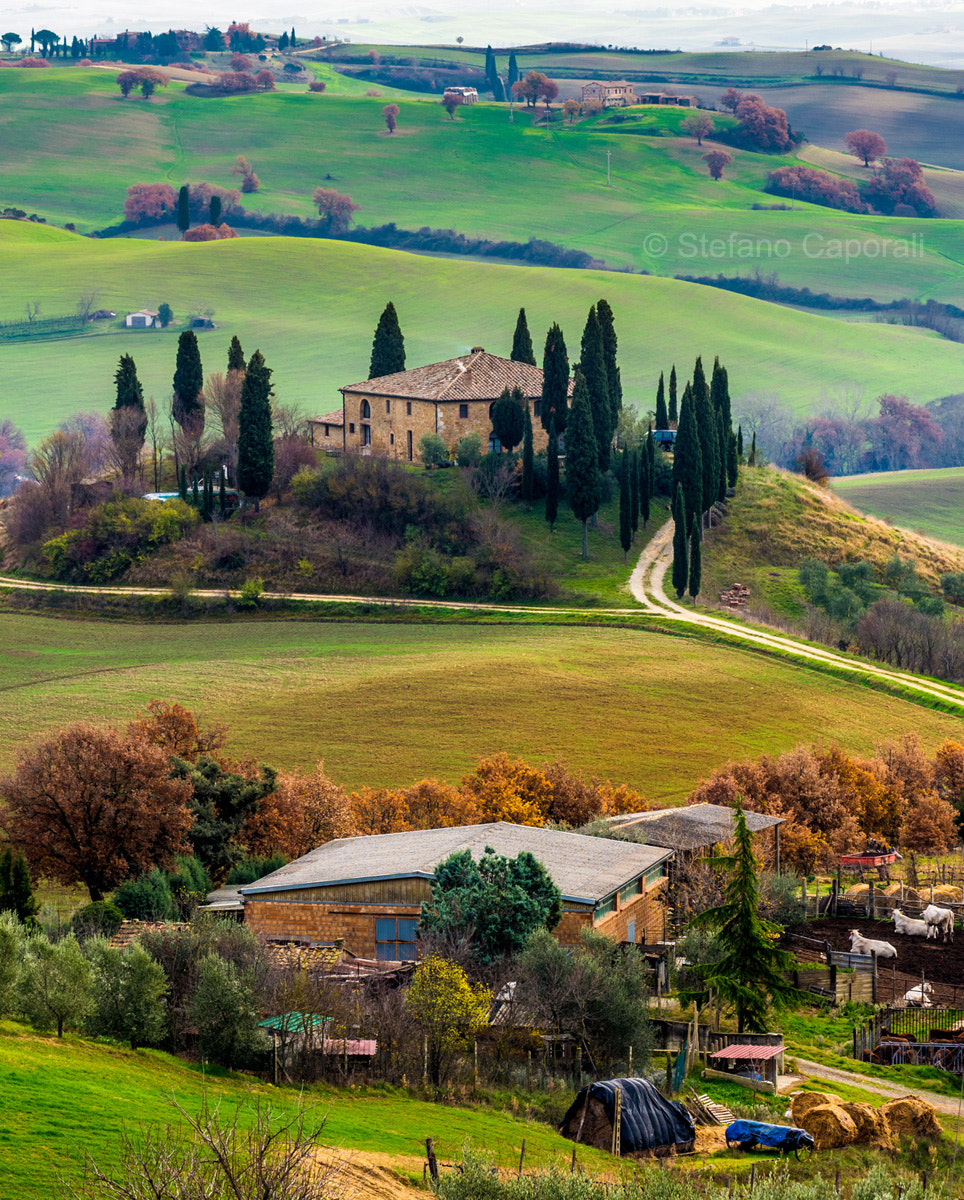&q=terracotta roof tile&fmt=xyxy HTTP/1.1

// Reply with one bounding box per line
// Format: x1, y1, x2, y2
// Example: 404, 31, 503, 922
341, 350, 570, 403
312, 410, 344, 425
